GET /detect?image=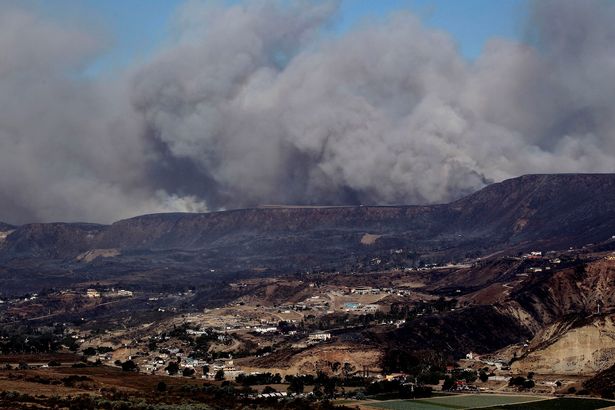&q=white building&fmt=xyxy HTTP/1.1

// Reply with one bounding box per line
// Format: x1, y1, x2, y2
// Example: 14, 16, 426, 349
308, 332, 331, 342
86, 289, 101, 298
